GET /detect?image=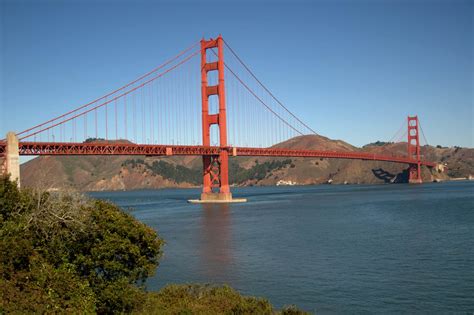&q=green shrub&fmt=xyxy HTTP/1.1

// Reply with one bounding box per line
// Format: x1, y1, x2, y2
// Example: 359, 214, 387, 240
134, 284, 309, 315
0, 177, 164, 314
